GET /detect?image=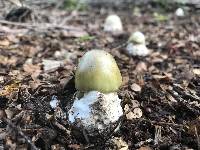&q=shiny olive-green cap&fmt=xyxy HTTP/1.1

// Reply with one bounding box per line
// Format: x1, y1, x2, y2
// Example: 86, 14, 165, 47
128, 31, 145, 45
75, 50, 122, 93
